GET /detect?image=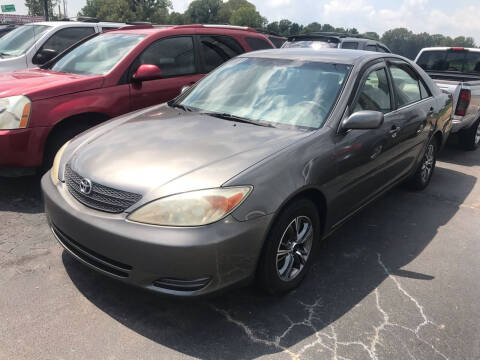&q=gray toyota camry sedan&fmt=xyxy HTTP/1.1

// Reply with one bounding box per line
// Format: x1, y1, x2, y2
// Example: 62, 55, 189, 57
42, 49, 452, 297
